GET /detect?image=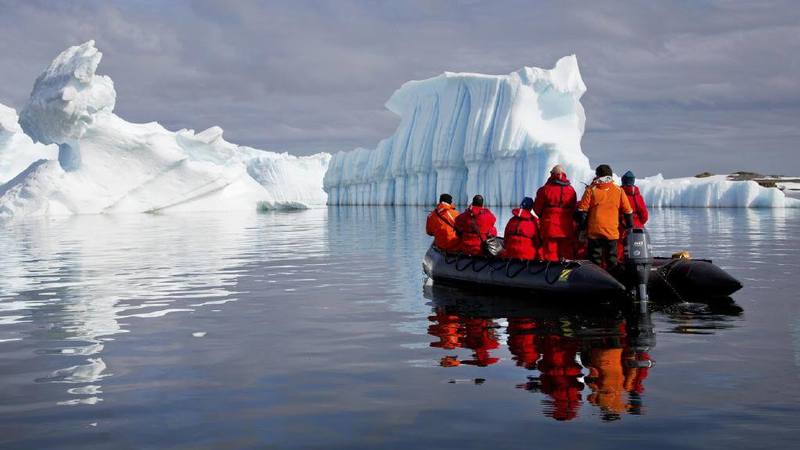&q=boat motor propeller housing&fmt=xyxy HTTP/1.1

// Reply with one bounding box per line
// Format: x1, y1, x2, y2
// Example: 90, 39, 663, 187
625, 228, 653, 312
